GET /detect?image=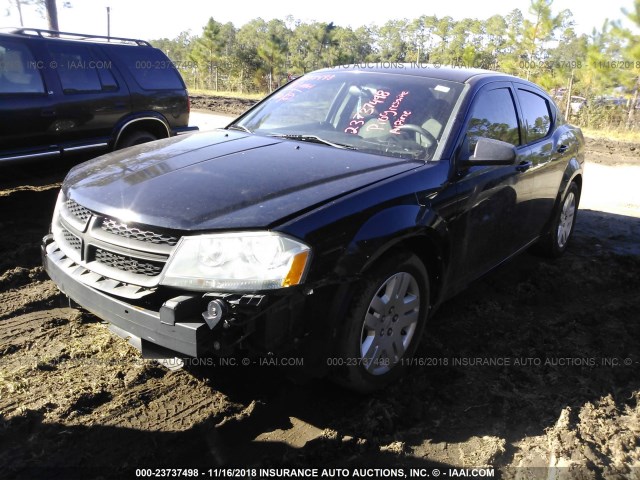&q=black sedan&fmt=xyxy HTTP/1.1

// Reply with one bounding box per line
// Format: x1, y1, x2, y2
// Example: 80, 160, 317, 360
42, 65, 584, 392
